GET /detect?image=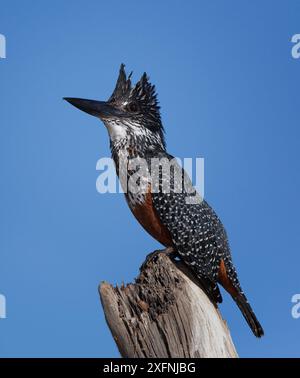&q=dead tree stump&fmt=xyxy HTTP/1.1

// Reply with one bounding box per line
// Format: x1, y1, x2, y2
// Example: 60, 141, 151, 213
99, 252, 238, 358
